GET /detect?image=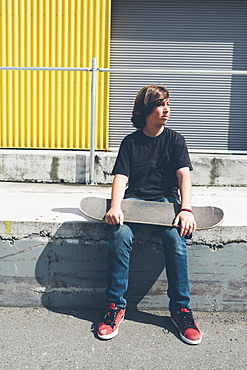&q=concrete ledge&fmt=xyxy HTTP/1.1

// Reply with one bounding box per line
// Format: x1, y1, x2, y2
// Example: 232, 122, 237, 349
191, 154, 247, 186
1, 221, 247, 245
1, 221, 246, 311
0, 149, 89, 184
1, 149, 247, 186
